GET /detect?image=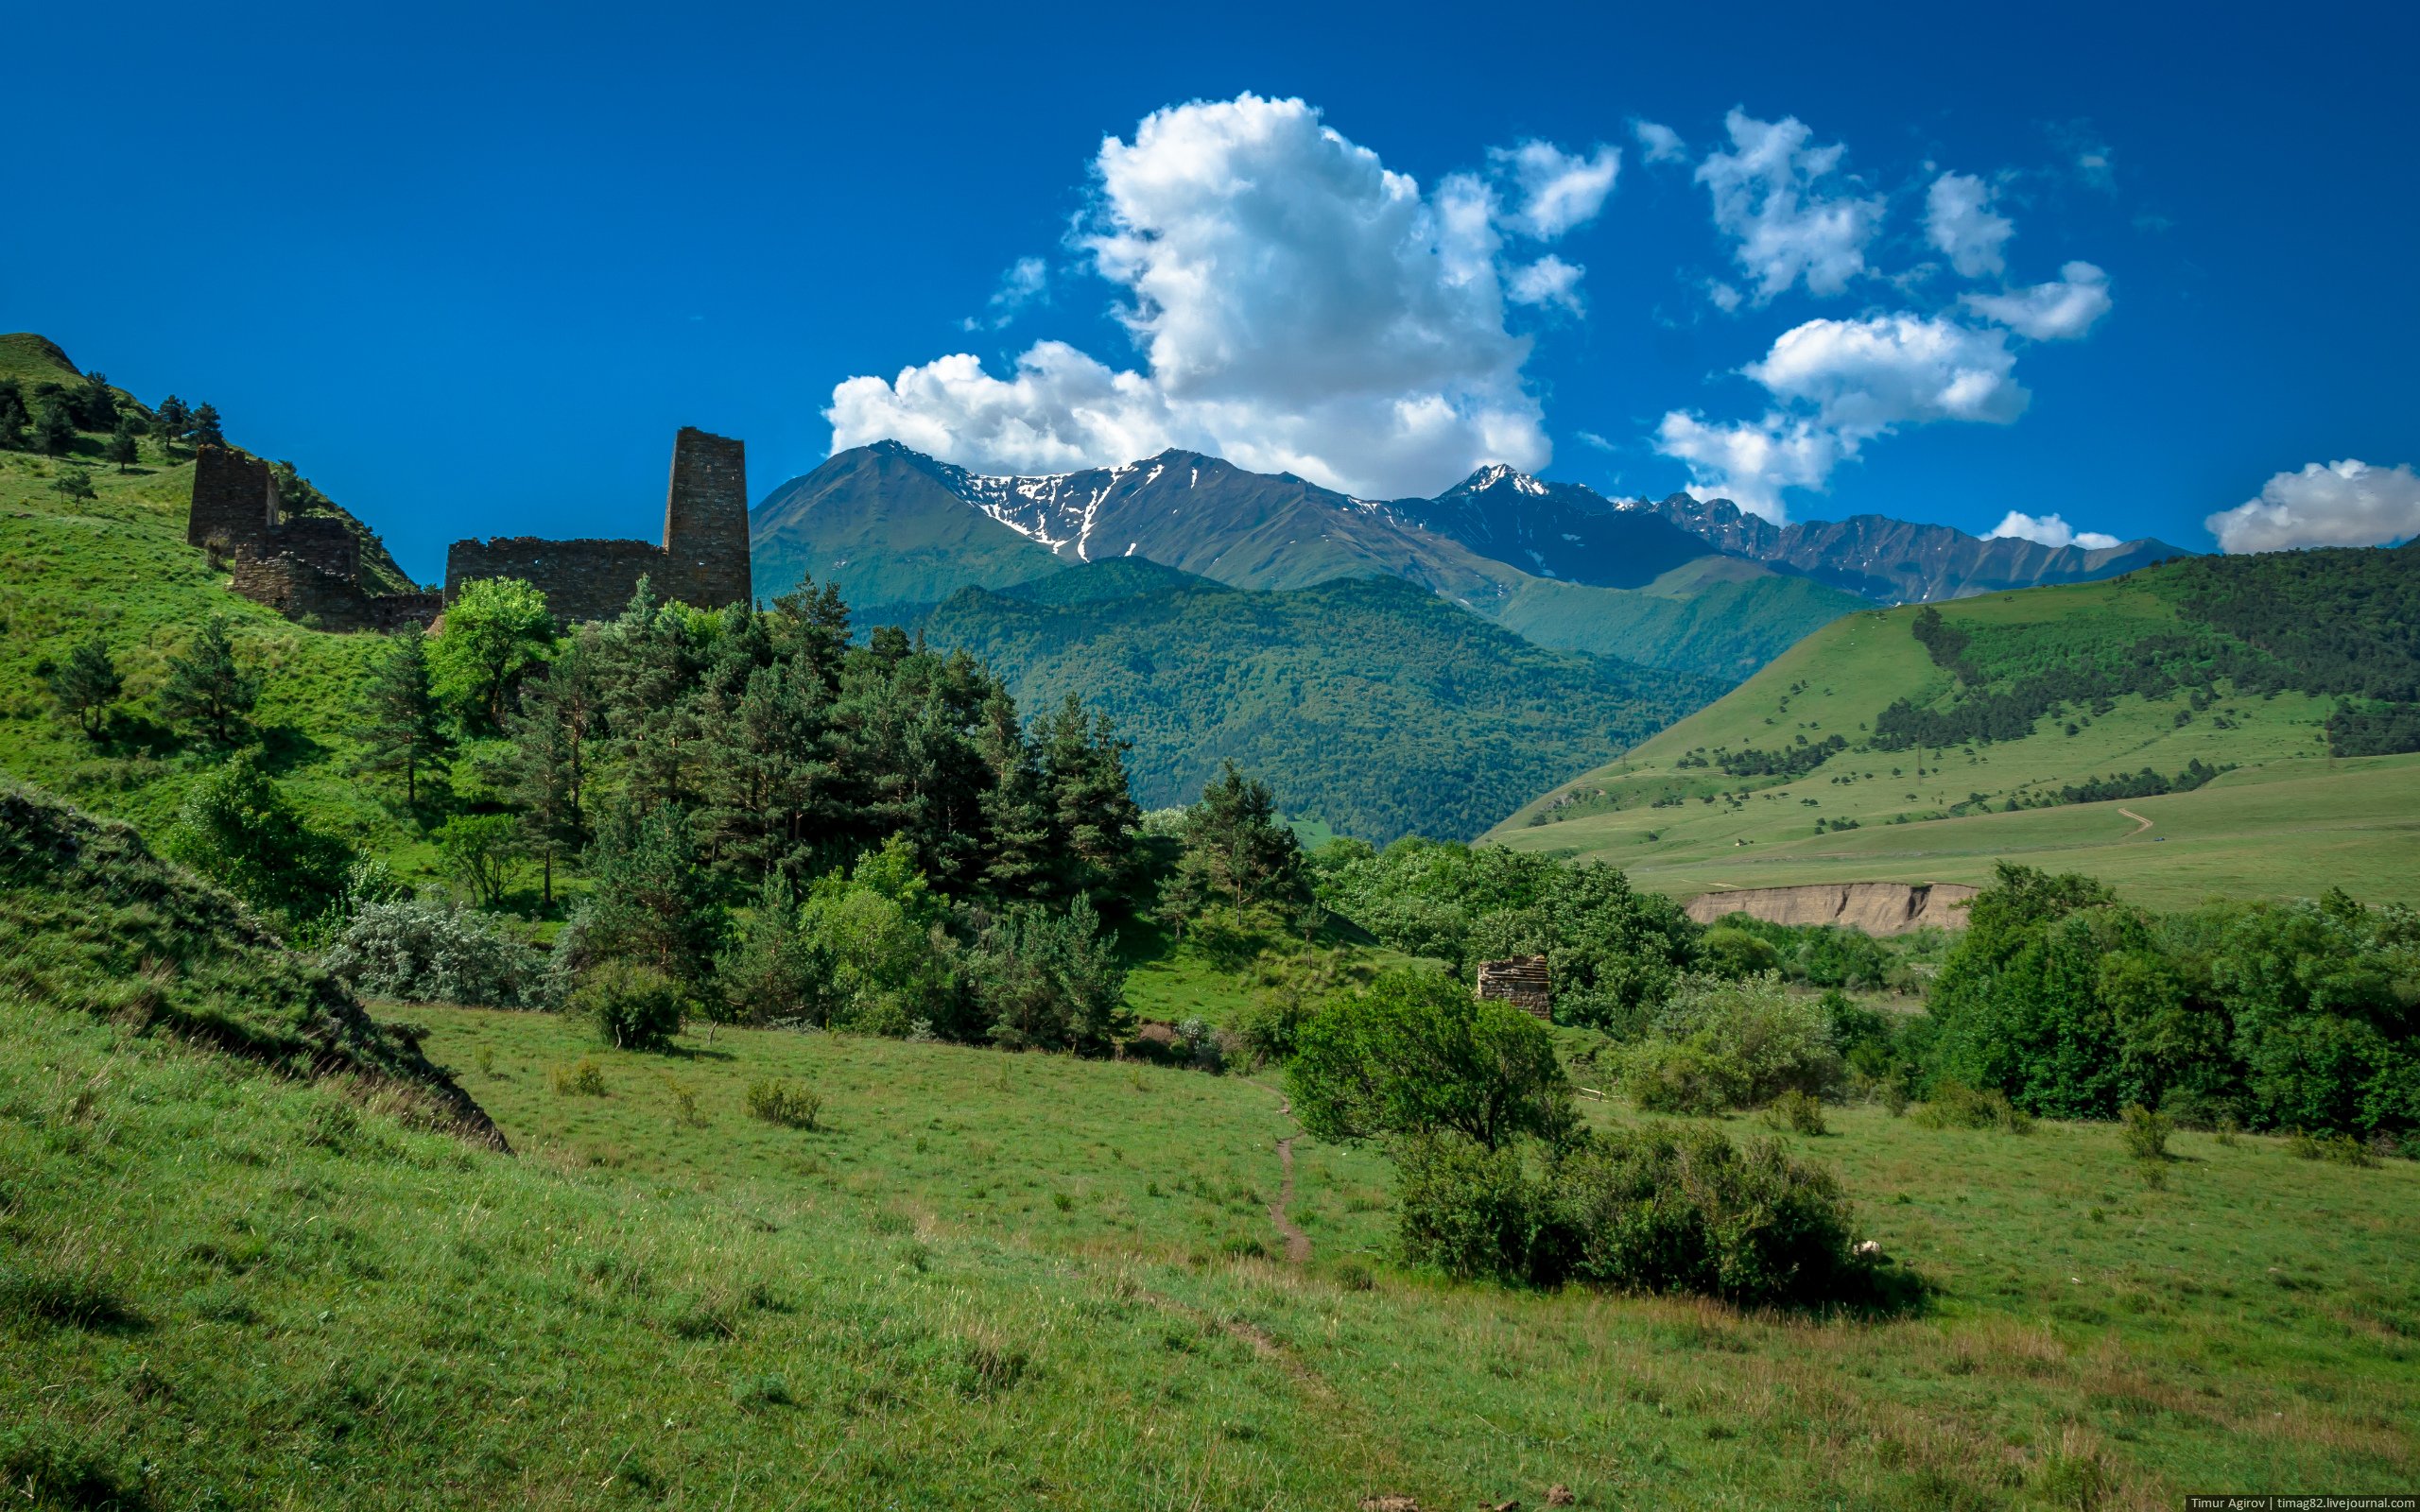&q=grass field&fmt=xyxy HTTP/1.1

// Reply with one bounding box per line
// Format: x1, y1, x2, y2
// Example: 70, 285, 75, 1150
1489, 579, 2420, 909
7, 987, 2415, 1509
